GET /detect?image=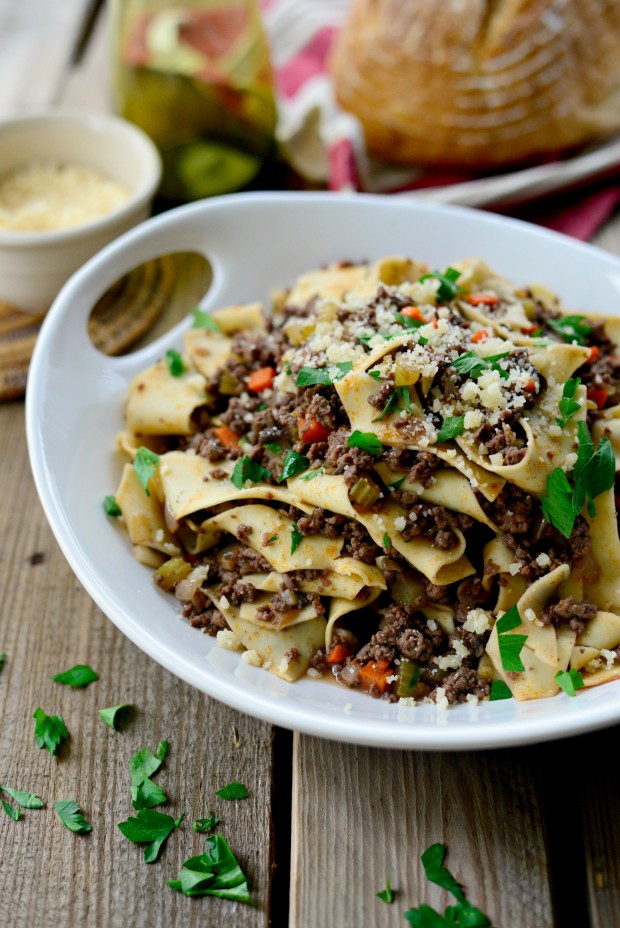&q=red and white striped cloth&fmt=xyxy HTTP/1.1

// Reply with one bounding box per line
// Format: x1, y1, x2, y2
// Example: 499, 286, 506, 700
259, 0, 620, 241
